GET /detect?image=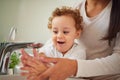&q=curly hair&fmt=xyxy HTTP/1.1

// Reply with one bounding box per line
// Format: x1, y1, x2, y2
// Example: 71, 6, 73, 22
48, 6, 83, 31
